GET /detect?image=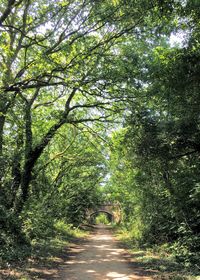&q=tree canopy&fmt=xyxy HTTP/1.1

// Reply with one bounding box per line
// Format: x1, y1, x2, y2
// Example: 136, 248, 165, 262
0, 0, 199, 270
